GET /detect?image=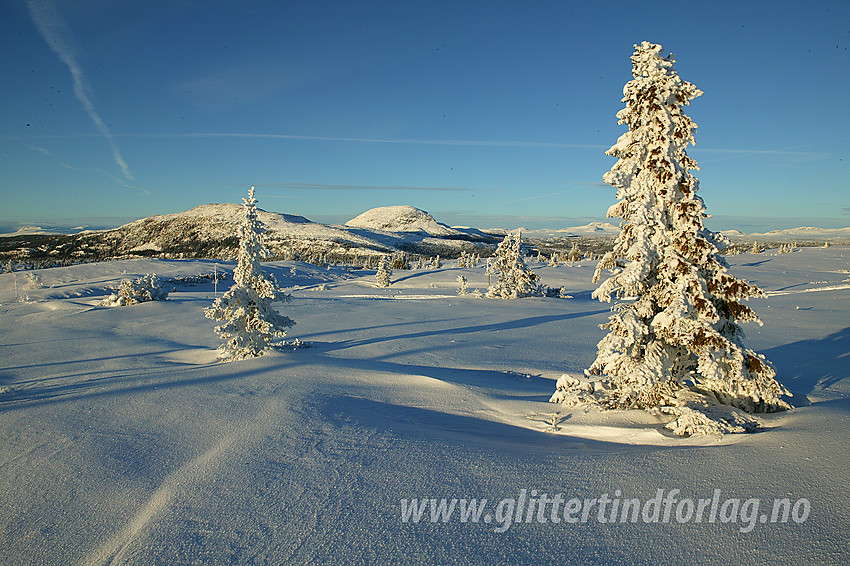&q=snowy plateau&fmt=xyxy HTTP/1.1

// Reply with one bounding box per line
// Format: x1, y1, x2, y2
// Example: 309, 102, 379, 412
1, 236, 849, 563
